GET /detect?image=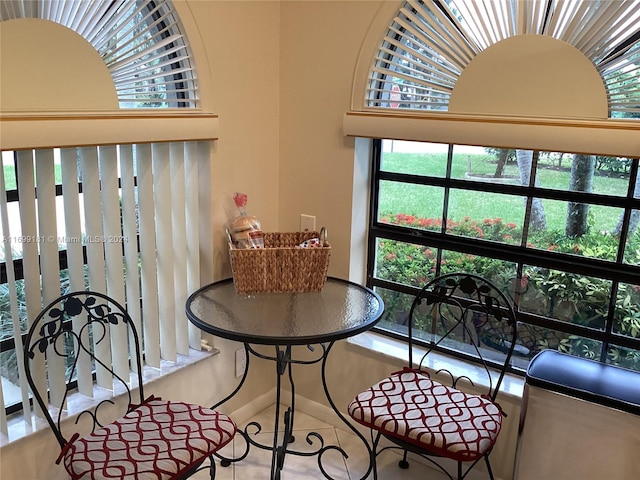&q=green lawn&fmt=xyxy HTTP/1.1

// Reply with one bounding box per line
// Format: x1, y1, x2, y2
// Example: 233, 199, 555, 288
380, 152, 628, 232
3, 163, 63, 190
3, 165, 17, 190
